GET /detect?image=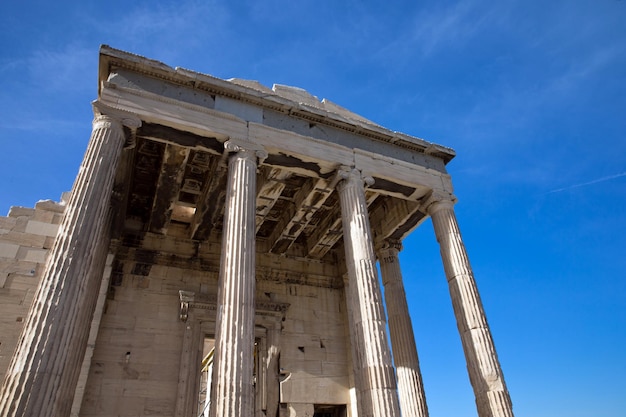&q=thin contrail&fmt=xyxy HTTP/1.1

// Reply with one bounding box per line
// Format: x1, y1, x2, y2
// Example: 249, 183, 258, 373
545, 171, 626, 194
